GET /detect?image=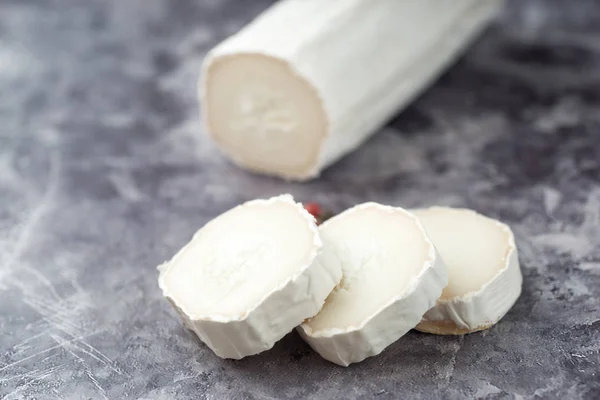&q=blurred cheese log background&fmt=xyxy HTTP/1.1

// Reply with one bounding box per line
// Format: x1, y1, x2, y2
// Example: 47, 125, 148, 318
201, 0, 504, 180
